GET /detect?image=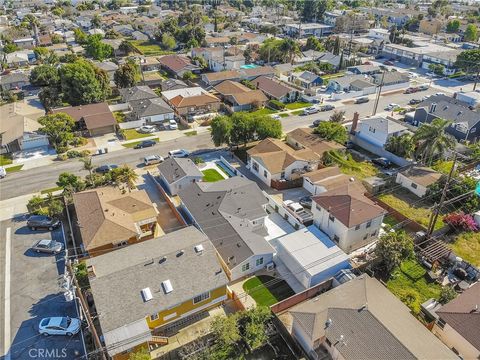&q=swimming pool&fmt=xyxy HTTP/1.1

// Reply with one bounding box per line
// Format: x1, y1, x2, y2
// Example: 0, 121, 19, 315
240, 64, 259, 69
